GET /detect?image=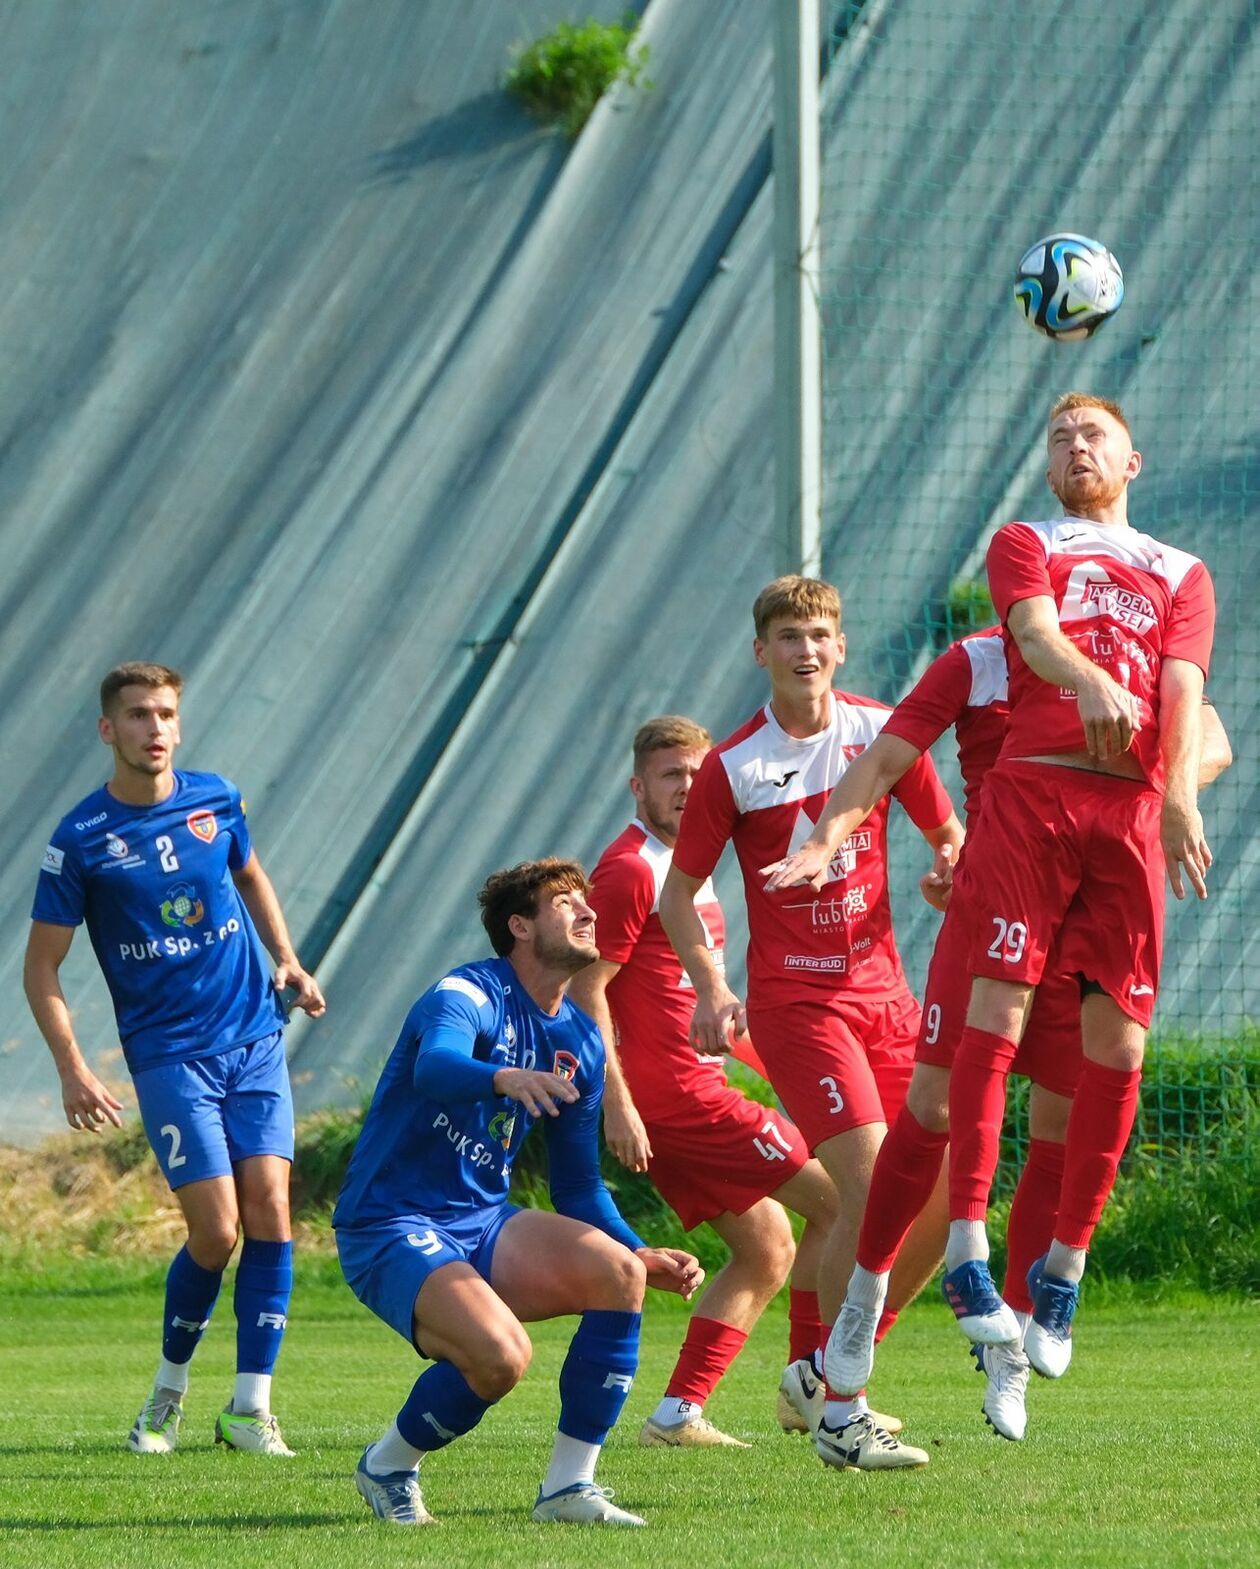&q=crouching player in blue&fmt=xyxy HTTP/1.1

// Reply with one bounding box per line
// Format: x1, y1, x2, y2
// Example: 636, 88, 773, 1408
334, 858, 704, 1528
24, 663, 325, 1456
